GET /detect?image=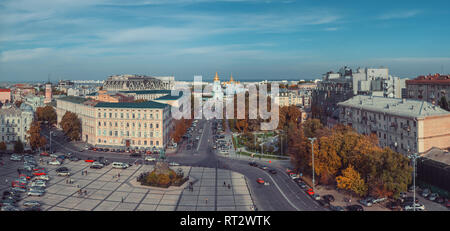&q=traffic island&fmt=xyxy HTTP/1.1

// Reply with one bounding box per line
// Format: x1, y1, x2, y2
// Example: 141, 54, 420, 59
135, 161, 190, 190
